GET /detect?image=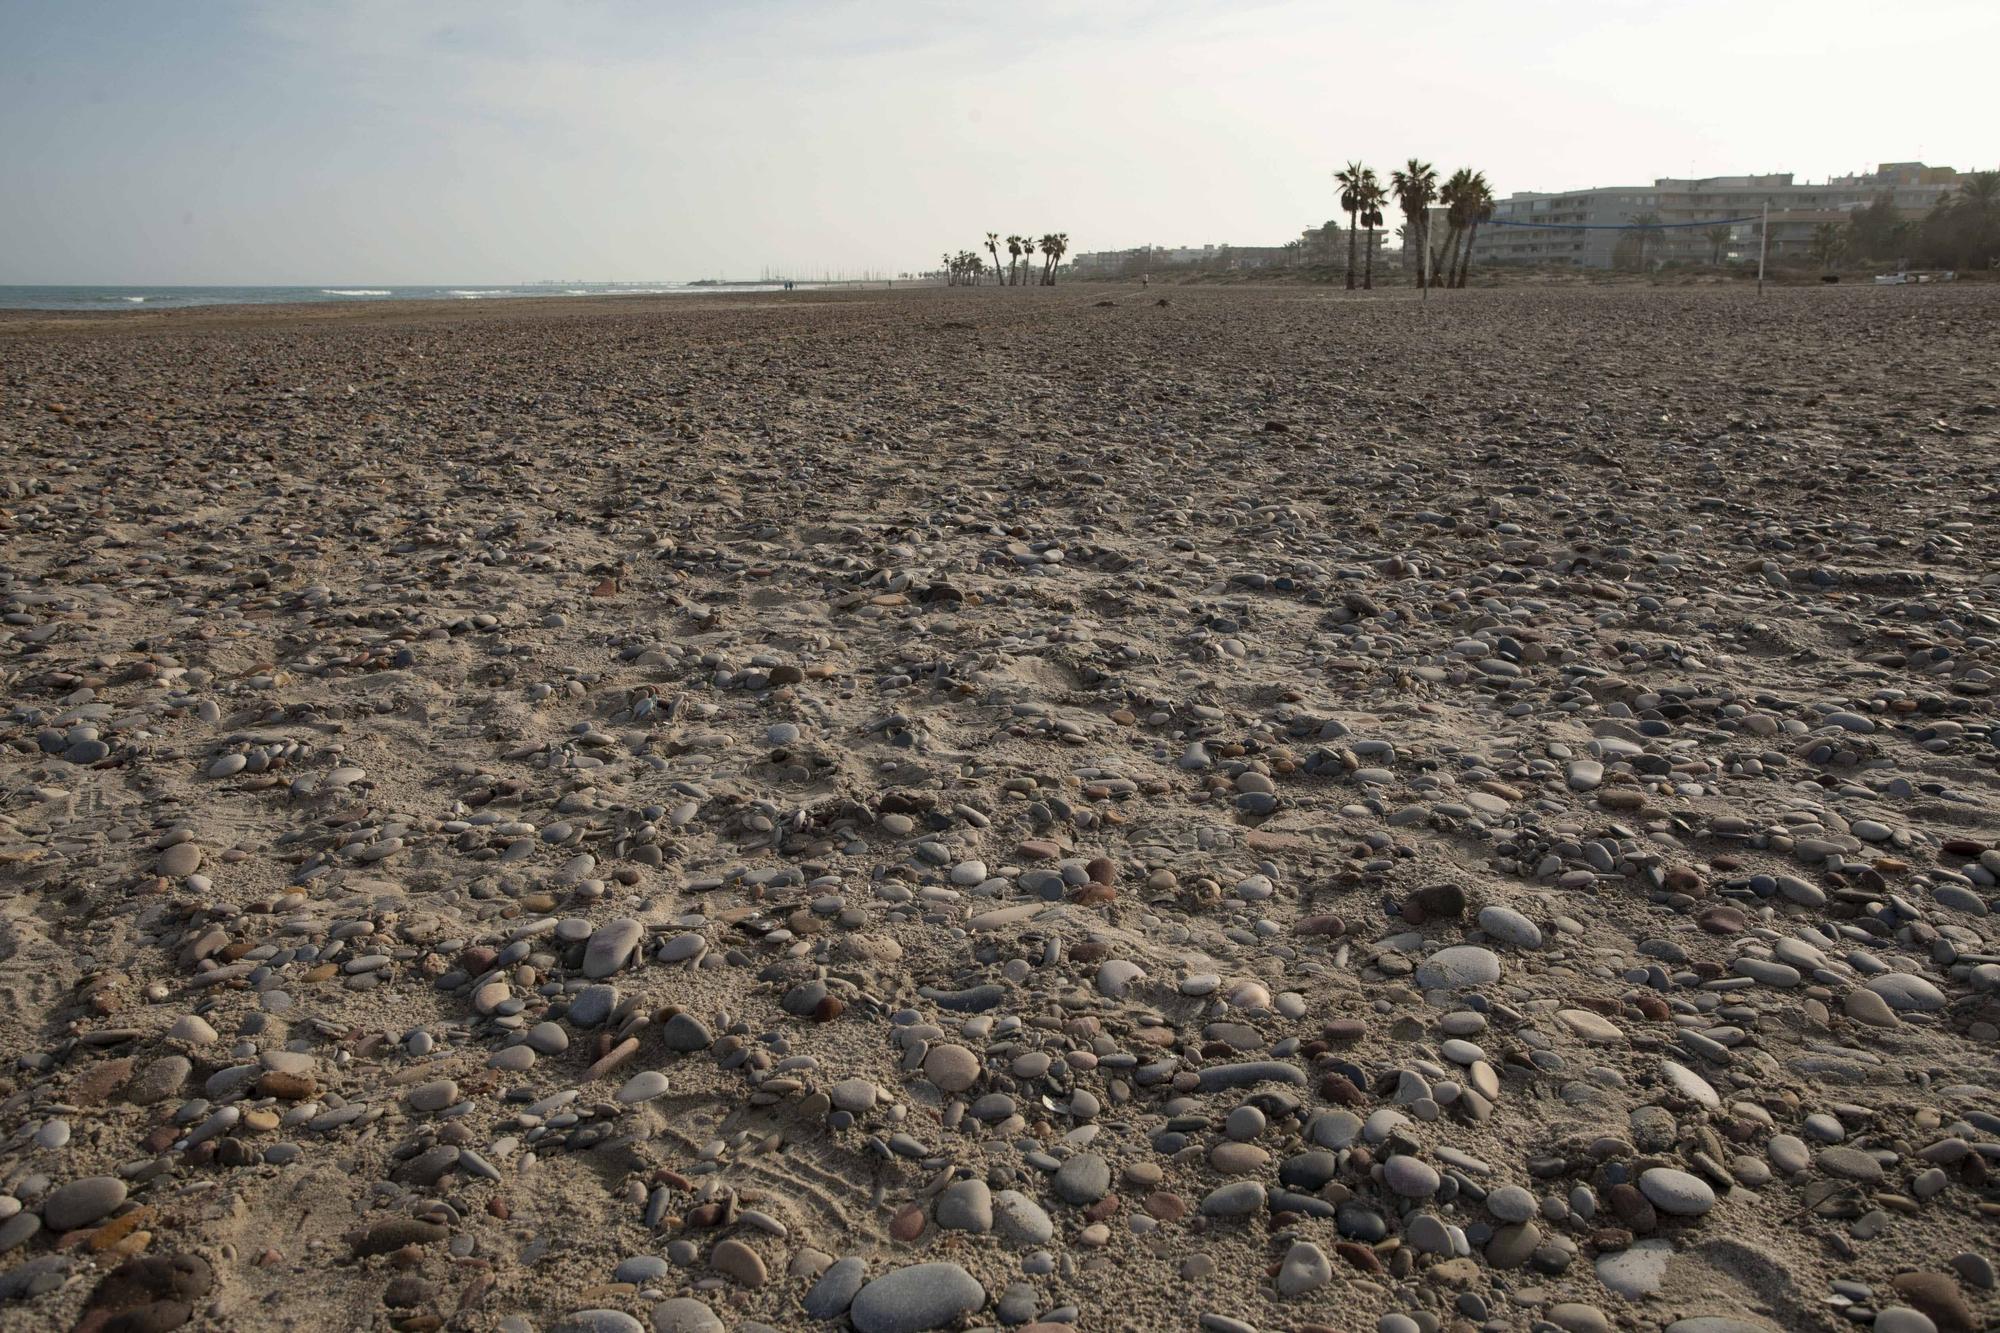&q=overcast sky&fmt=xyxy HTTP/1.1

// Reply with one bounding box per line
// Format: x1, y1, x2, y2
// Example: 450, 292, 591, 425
3, 0, 1994, 284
